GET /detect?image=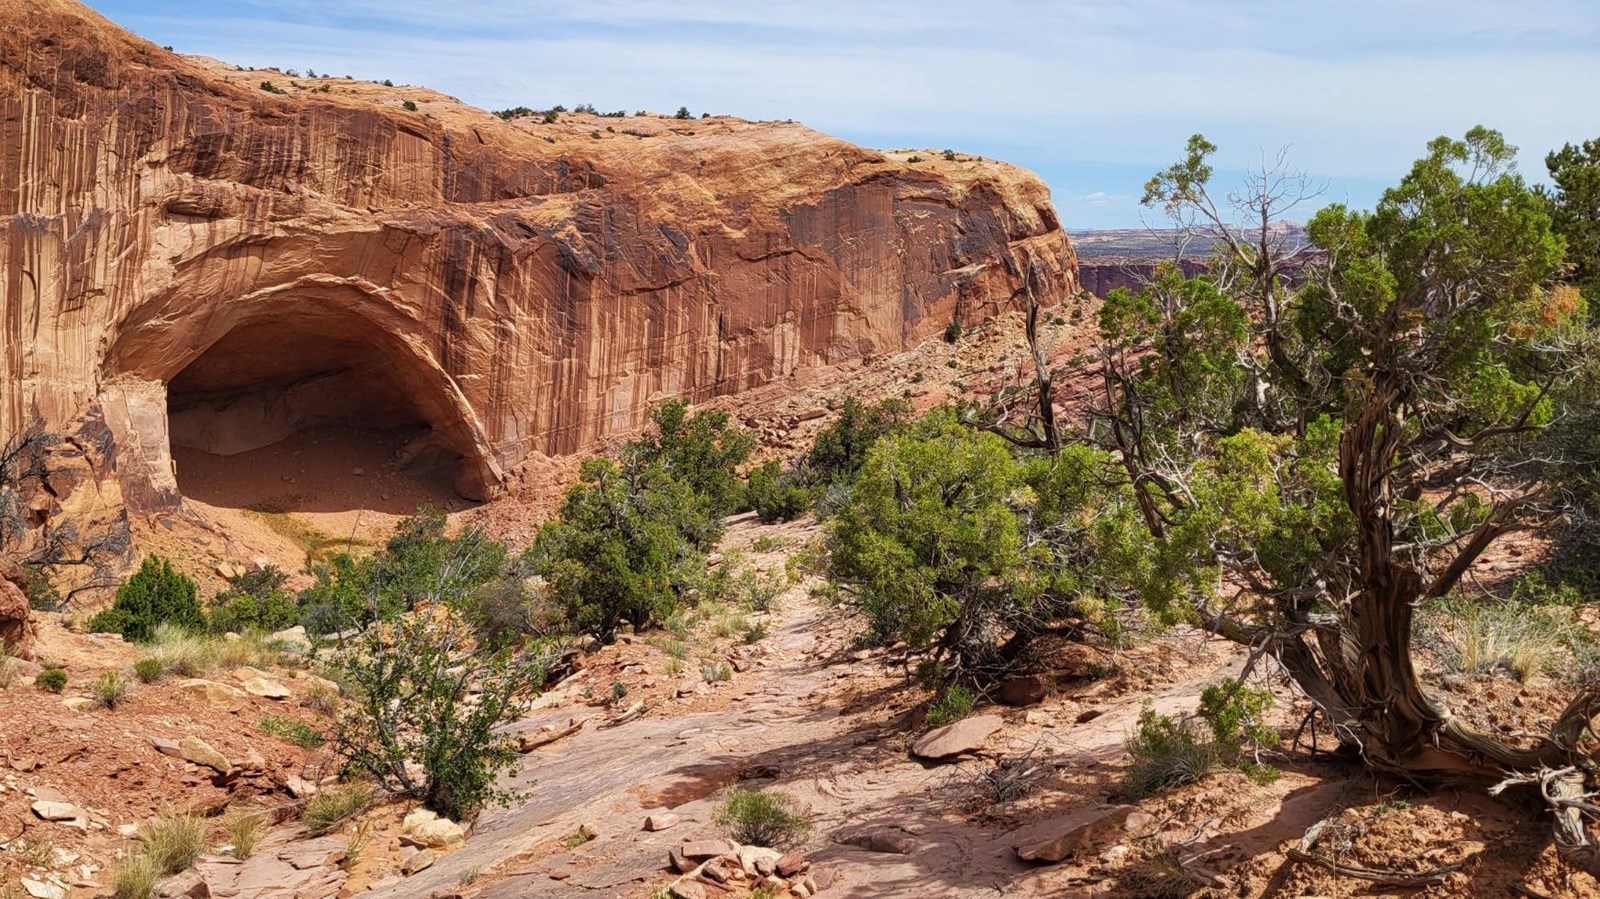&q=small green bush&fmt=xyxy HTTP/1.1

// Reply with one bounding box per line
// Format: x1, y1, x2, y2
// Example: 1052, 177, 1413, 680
259, 81, 283, 94
713, 787, 812, 849
209, 566, 297, 635
402, 100, 418, 112
133, 657, 164, 683
93, 670, 130, 709
942, 149, 958, 161
90, 555, 205, 643
675, 105, 692, 119
746, 462, 812, 524
925, 684, 977, 728
36, 667, 67, 693
943, 320, 962, 343
1123, 679, 1277, 798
